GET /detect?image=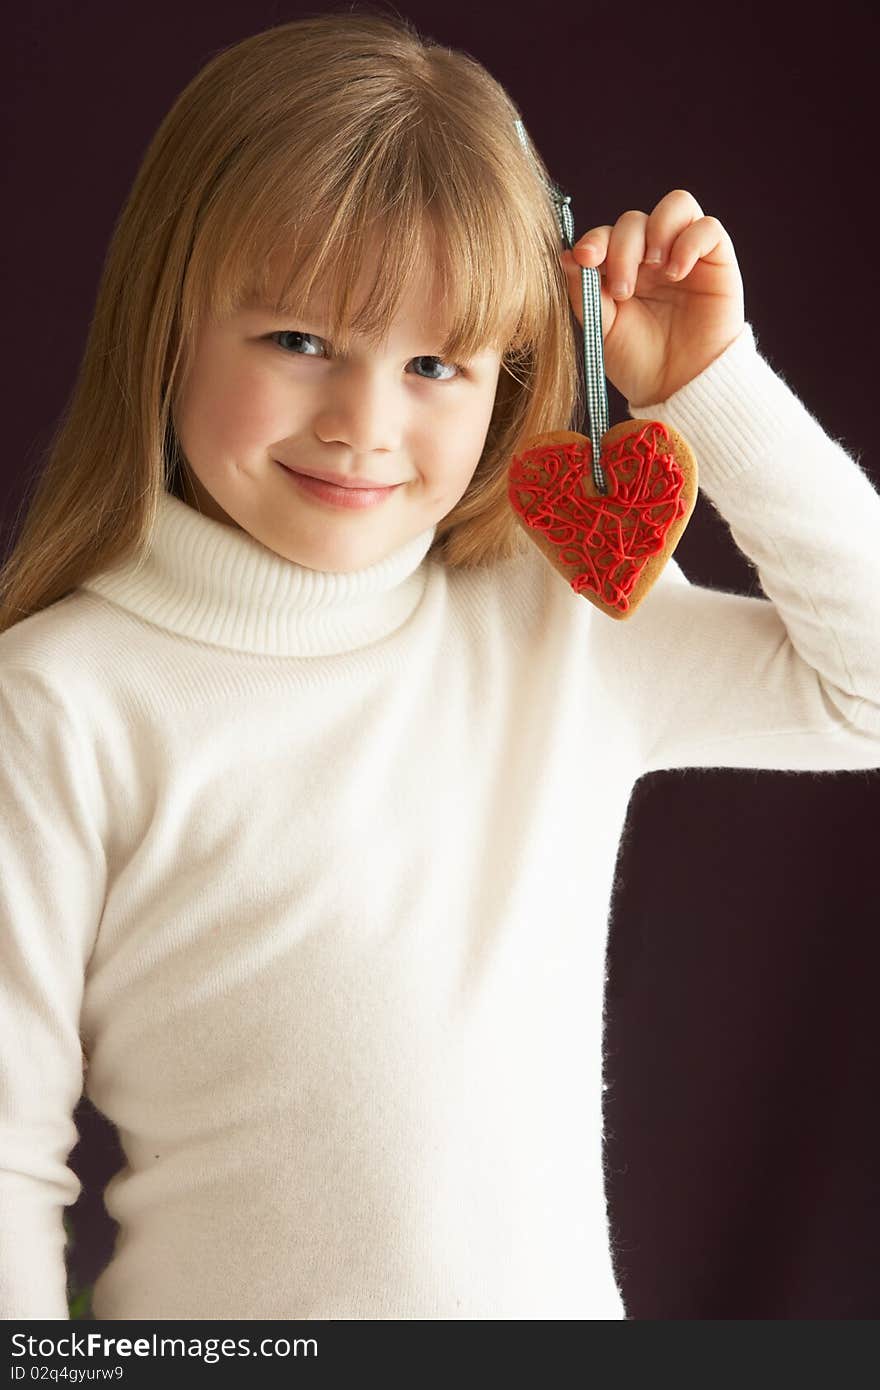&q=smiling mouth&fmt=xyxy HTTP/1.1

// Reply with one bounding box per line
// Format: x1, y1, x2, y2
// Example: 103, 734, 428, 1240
275, 460, 403, 510
276, 462, 401, 490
